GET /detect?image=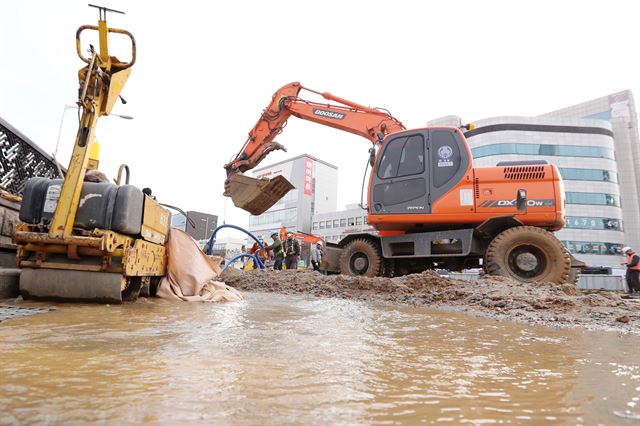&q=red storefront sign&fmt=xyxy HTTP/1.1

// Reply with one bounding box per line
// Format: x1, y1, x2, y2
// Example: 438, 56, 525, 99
304, 157, 314, 195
